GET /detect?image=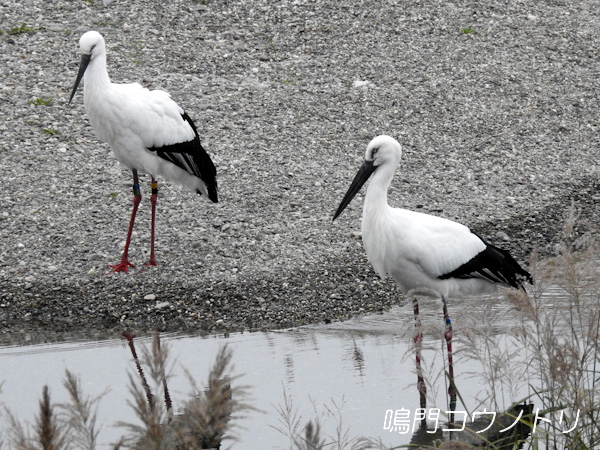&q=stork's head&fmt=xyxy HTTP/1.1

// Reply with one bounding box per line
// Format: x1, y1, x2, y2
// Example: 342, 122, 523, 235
69, 31, 106, 104
332, 135, 402, 221
365, 135, 402, 168
79, 31, 105, 57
